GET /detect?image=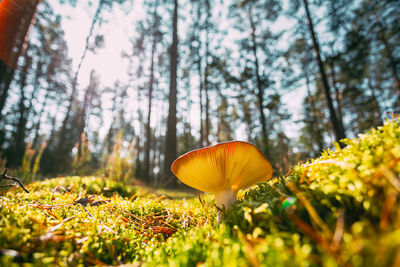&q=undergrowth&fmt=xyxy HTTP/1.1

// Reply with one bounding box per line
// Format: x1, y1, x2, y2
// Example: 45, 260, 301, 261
1, 119, 400, 266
